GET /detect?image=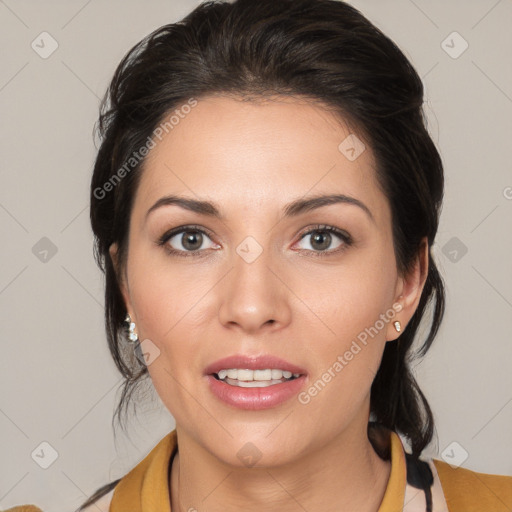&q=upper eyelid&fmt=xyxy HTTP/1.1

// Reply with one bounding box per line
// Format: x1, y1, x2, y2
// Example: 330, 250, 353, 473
161, 224, 216, 242
298, 224, 351, 239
